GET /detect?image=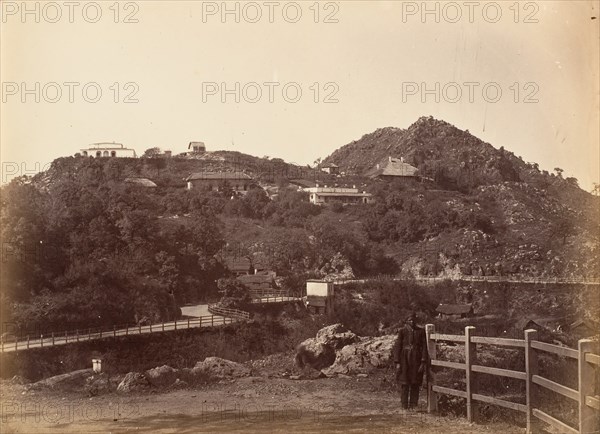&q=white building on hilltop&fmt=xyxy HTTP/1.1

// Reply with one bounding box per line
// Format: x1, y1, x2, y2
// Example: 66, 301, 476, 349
80, 143, 137, 158
303, 186, 373, 205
